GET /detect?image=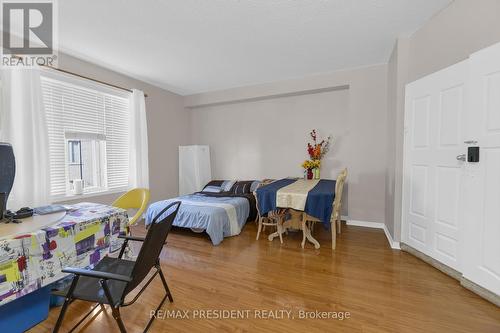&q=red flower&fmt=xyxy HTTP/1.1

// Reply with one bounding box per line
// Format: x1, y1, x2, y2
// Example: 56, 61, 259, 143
306, 129, 332, 160
307, 143, 314, 158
